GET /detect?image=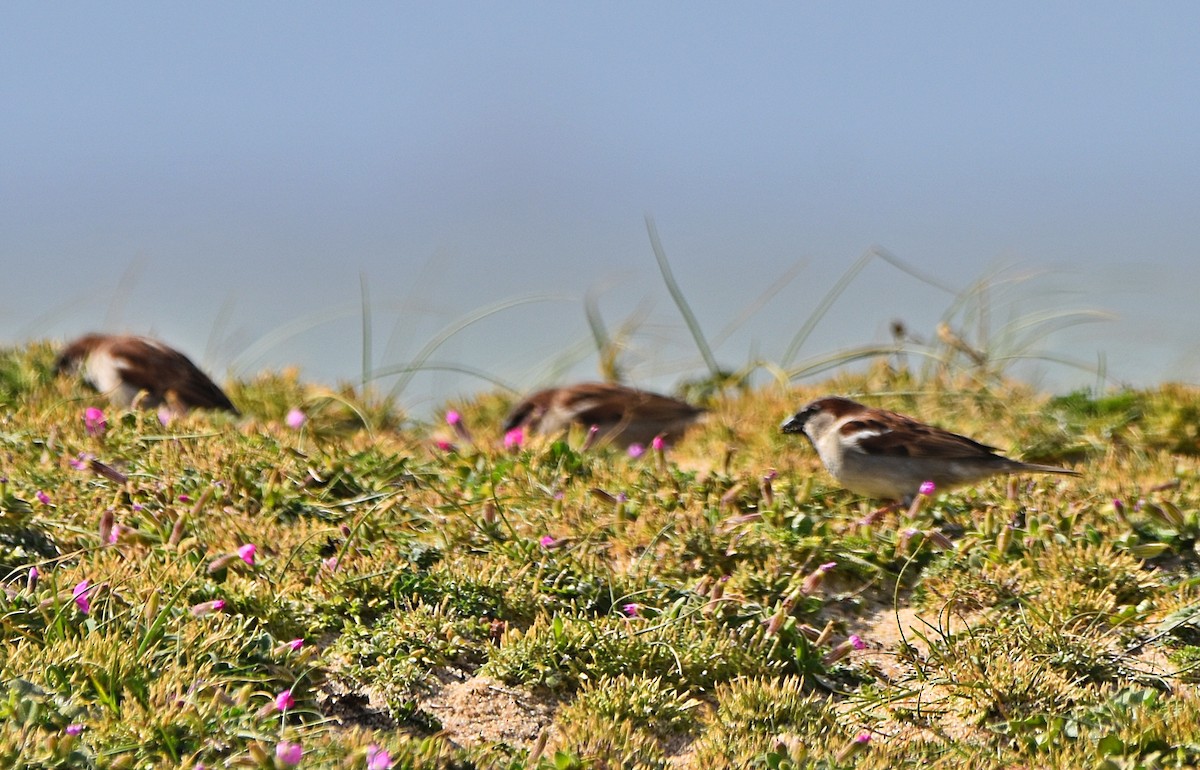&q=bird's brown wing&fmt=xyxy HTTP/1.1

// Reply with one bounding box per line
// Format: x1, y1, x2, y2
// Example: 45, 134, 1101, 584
111, 337, 238, 413
842, 413, 1002, 459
